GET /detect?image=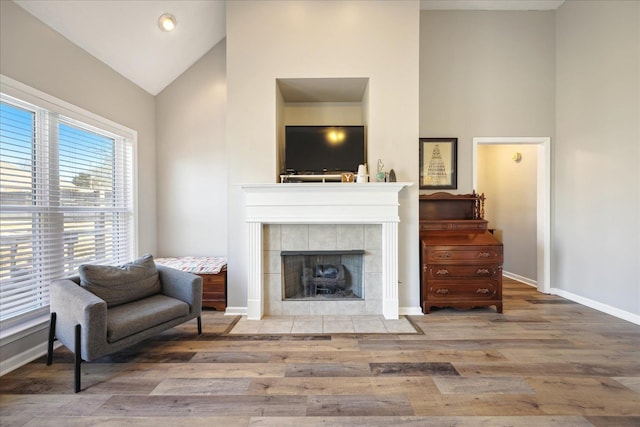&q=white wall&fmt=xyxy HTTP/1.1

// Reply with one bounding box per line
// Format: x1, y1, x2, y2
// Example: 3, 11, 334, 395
156, 40, 228, 257
555, 1, 640, 315
226, 0, 420, 312
478, 144, 538, 281
420, 10, 555, 194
